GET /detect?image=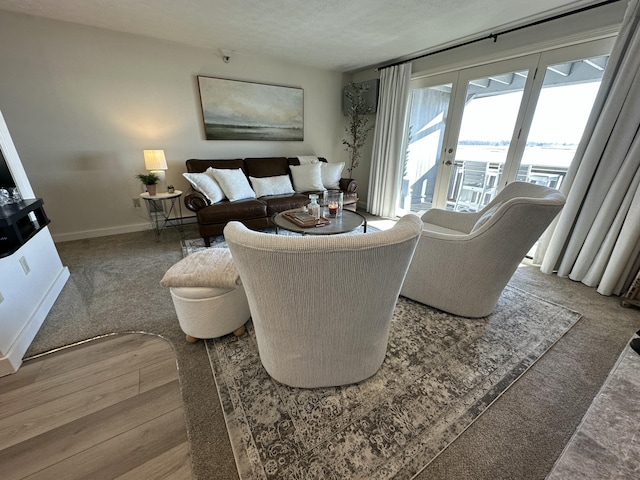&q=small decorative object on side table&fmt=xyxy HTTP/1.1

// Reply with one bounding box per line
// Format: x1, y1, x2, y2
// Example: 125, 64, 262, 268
135, 172, 160, 197
139, 190, 184, 241
307, 193, 321, 220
